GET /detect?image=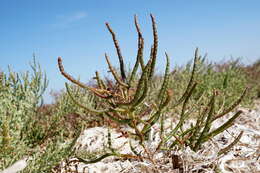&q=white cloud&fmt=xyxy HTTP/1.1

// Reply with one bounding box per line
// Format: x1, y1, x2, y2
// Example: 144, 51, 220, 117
66, 11, 87, 23
52, 11, 87, 29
